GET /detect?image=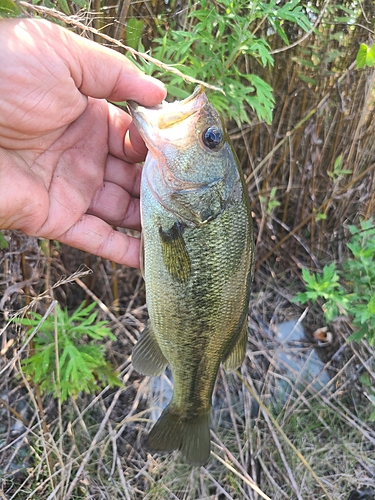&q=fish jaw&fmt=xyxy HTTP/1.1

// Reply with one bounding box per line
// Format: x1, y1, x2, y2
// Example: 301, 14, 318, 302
127, 86, 206, 153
